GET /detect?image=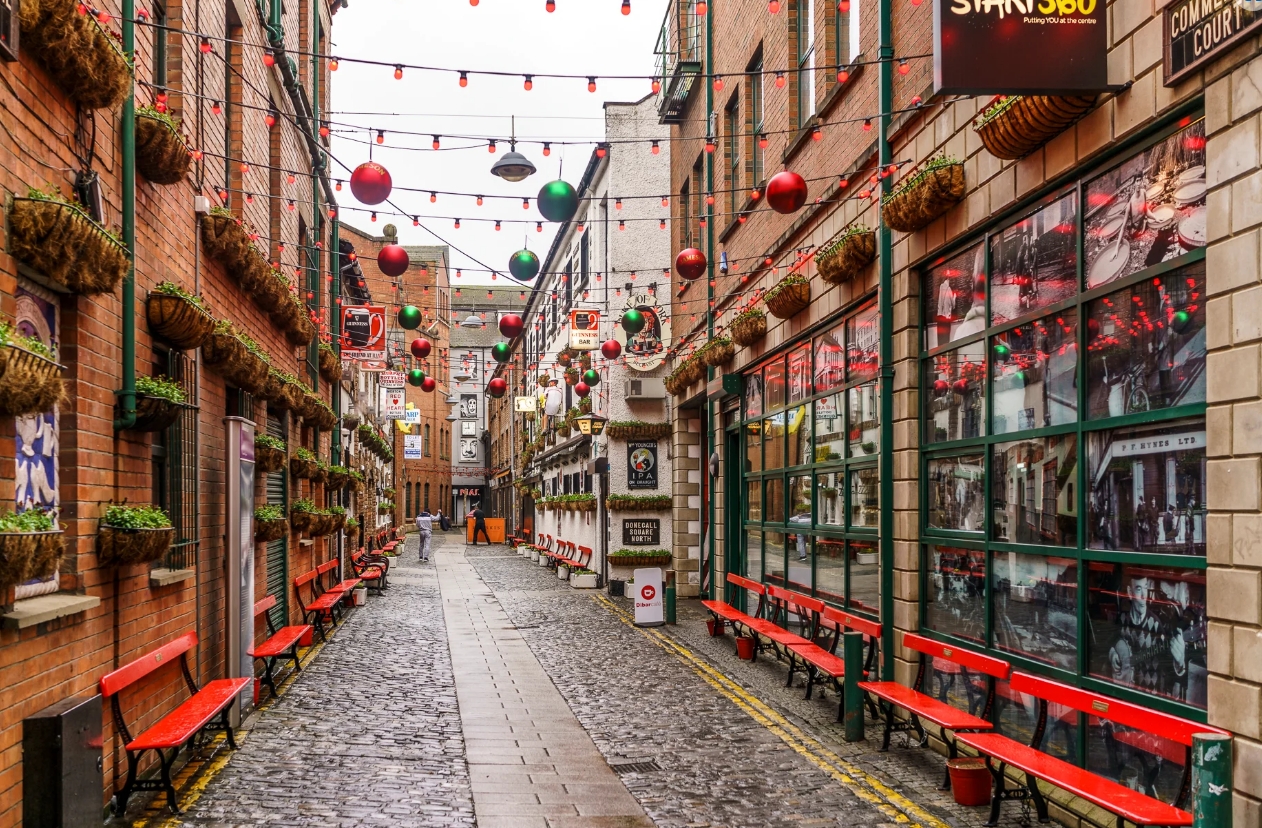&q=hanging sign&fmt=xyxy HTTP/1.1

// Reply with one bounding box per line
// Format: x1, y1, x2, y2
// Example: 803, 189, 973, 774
381, 370, 406, 388
404, 409, 421, 424
515, 395, 537, 412
404, 434, 422, 459
627, 441, 659, 489
934, 0, 1107, 94
384, 388, 405, 419
1164, 0, 1262, 85
613, 291, 671, 372
342, 305, 387, 368
569, 308, 601, 351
